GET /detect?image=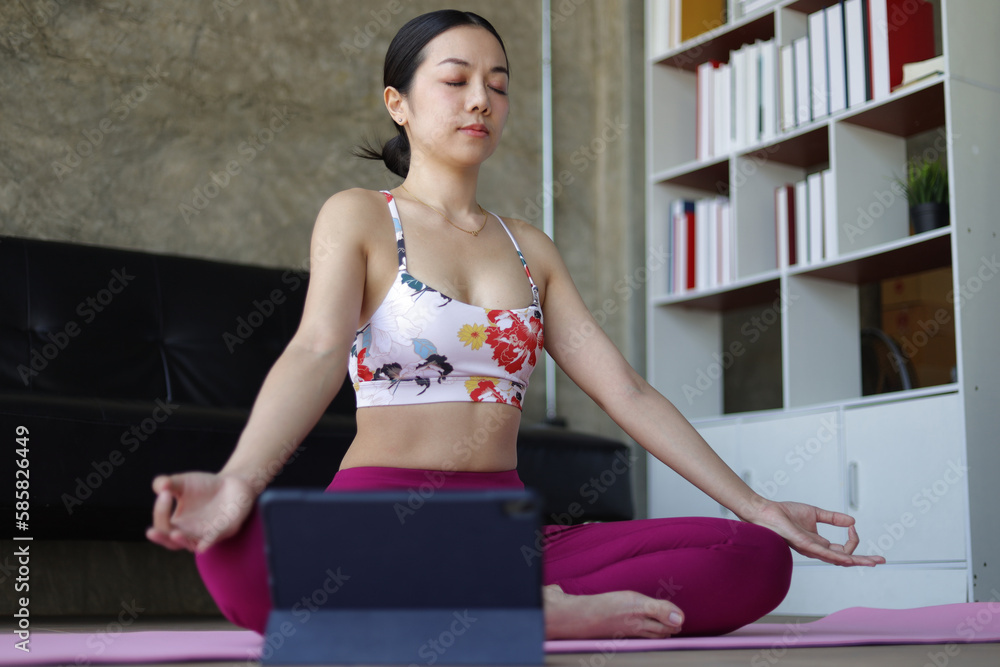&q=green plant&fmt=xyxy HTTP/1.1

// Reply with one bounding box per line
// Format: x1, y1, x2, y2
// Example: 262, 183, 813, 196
900, 158, 949, 205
